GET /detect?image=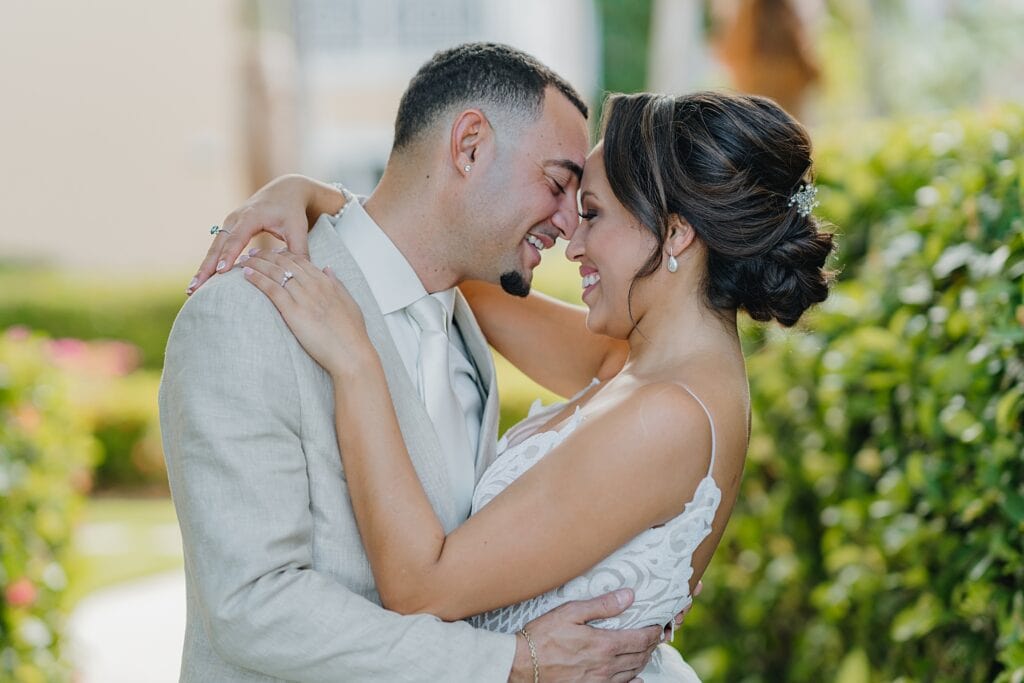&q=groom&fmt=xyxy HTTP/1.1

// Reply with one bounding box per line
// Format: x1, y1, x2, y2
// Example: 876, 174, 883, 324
160, 43, 664, 681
